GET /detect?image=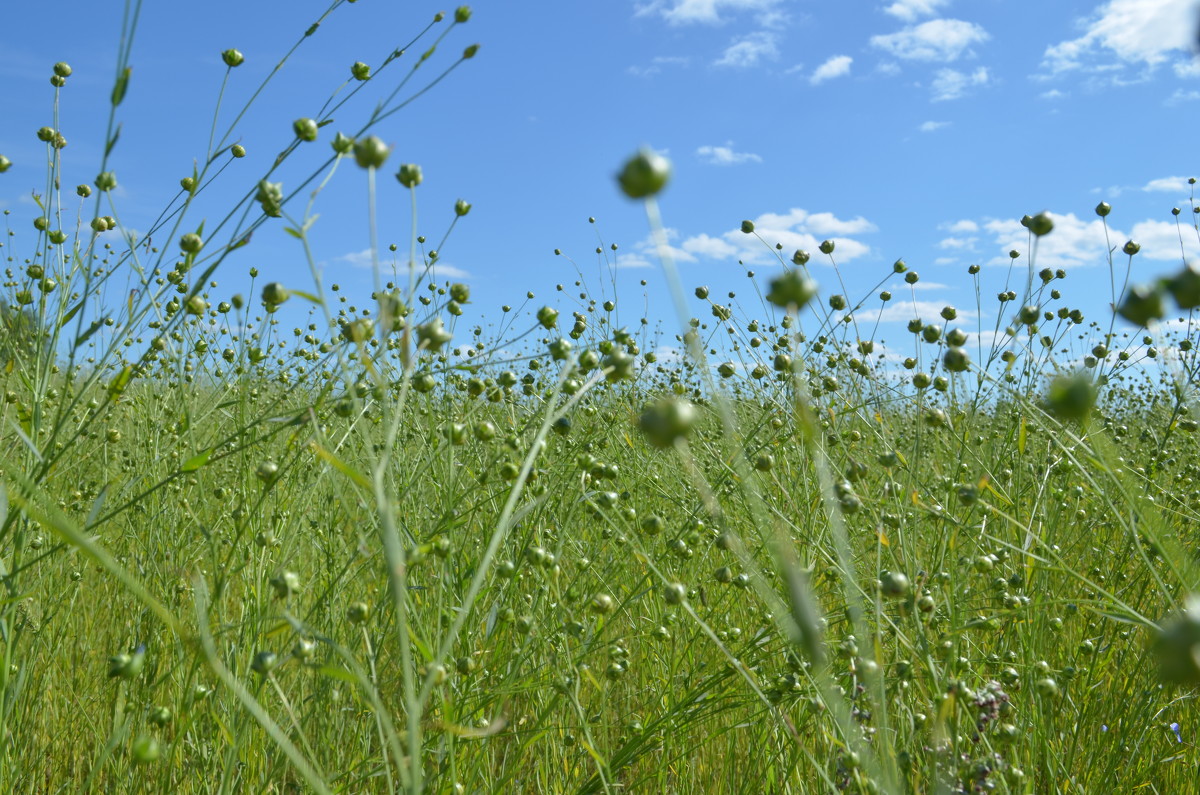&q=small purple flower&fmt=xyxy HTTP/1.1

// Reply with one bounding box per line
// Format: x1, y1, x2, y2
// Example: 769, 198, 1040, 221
1170, 722, 1182, 743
